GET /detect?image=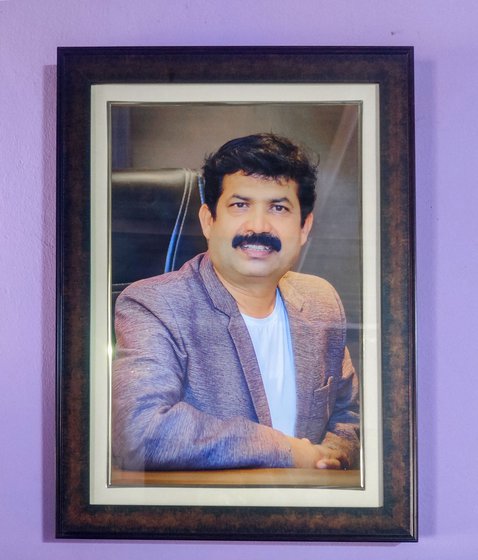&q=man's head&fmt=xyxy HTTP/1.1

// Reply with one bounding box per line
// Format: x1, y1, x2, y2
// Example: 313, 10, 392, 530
202, 133, 317, 227
199, 134, 317, 289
